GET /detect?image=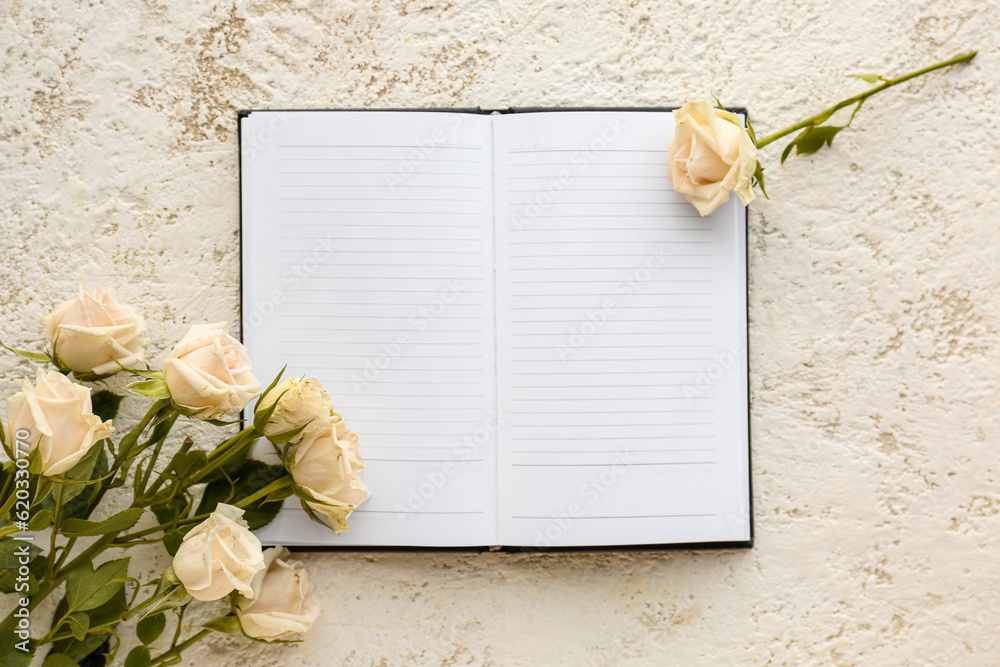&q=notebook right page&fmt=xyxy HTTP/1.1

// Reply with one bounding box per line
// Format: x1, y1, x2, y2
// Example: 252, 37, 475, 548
493, 110, 750, 548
